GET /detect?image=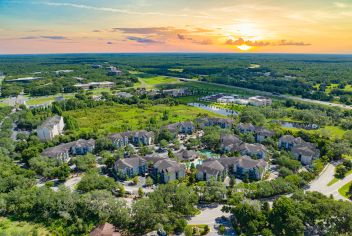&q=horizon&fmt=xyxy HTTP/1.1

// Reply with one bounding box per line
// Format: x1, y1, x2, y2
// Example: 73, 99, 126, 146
1, 0, 352, 54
